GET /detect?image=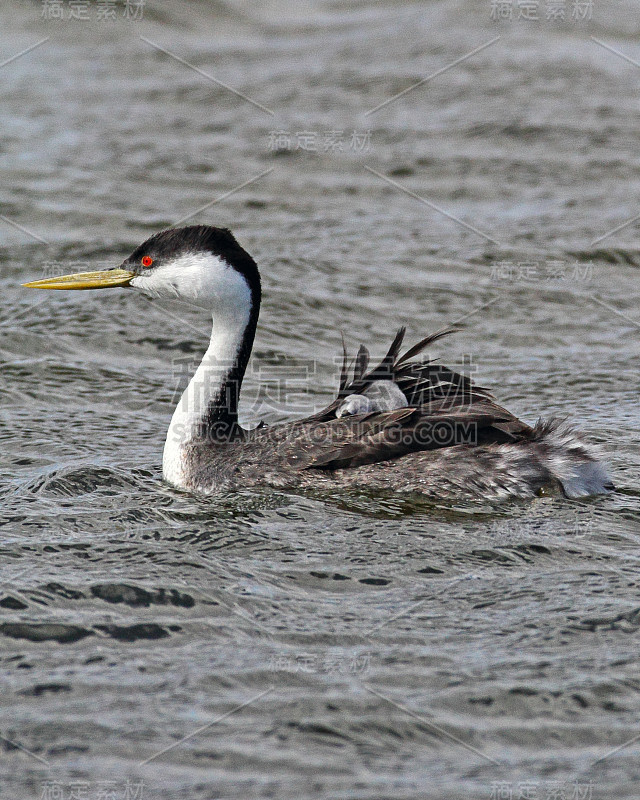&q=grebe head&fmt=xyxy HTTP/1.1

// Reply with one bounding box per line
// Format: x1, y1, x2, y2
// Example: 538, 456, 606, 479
124, 226, 260, 312
23, 224, 261, 317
